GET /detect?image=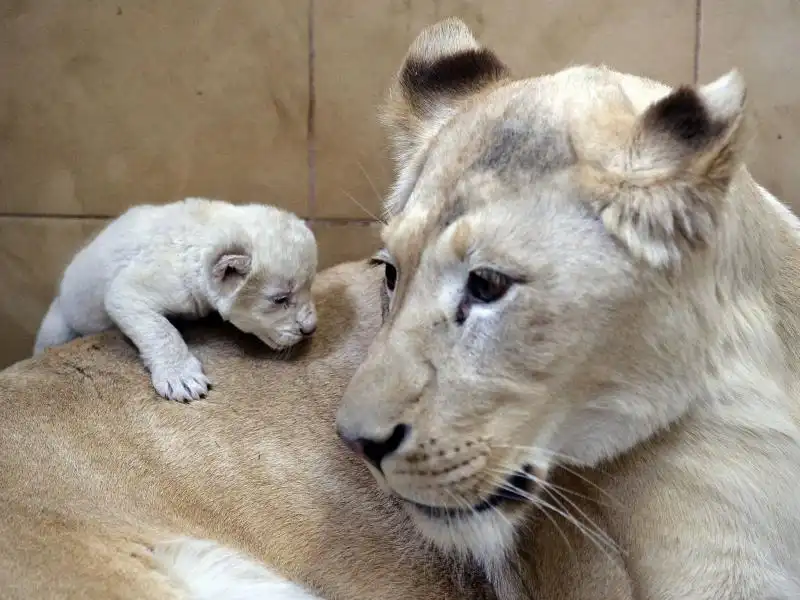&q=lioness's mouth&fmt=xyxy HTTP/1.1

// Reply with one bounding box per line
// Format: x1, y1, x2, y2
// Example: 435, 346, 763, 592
405, 466, 536, 519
